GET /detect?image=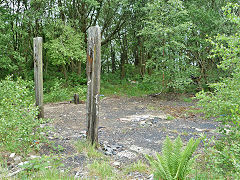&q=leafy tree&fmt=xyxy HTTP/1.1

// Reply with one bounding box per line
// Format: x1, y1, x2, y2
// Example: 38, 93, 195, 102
140, 0, 195, 92
196, 3, 240, 176
45, 22, 86, 79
